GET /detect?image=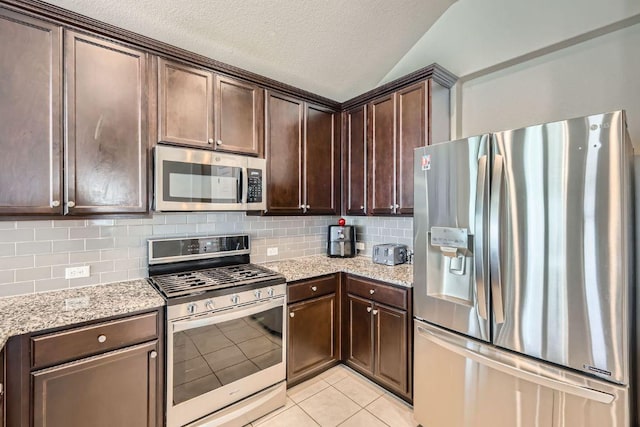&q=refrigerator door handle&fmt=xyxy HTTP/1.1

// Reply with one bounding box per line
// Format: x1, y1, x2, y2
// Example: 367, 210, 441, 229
415, 325, 615, 404
473, 155, 488, 320
489, 154, 505, 324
